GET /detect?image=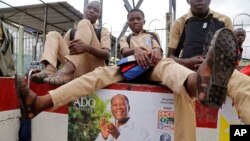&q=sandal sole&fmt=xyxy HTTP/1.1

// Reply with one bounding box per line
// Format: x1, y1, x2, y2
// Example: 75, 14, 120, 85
201, 28, 238, 108
15, 75, 37, 119
15, 75, 29, 119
